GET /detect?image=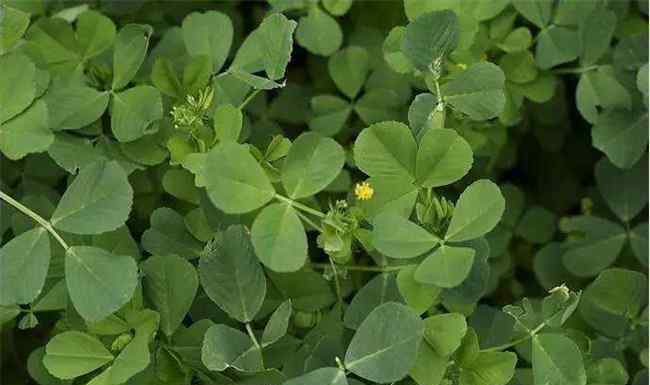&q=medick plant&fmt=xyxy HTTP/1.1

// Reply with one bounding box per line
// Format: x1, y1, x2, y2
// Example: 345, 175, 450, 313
0, 1, 647, 385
